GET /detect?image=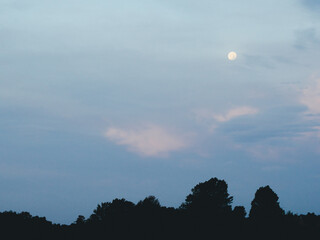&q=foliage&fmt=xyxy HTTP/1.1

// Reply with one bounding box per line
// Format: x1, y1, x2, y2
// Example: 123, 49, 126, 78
249, 185, 284, 220
180, 177, 233, 216
1, 178, 320, 240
